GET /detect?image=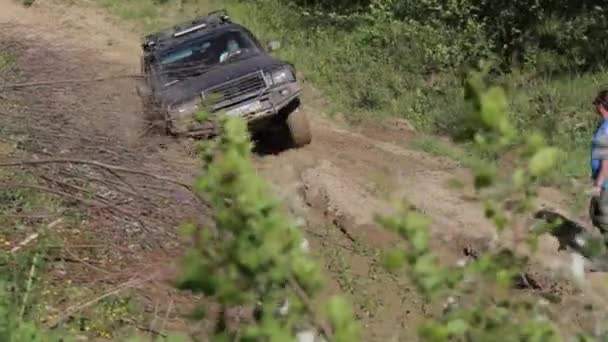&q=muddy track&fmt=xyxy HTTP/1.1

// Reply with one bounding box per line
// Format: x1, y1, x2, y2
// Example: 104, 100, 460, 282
1, 0, 606, 340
